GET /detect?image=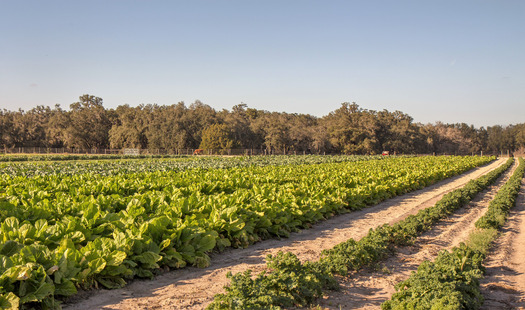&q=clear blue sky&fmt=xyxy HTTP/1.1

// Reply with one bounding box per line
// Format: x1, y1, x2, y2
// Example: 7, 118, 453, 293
1, 0, 523, 127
